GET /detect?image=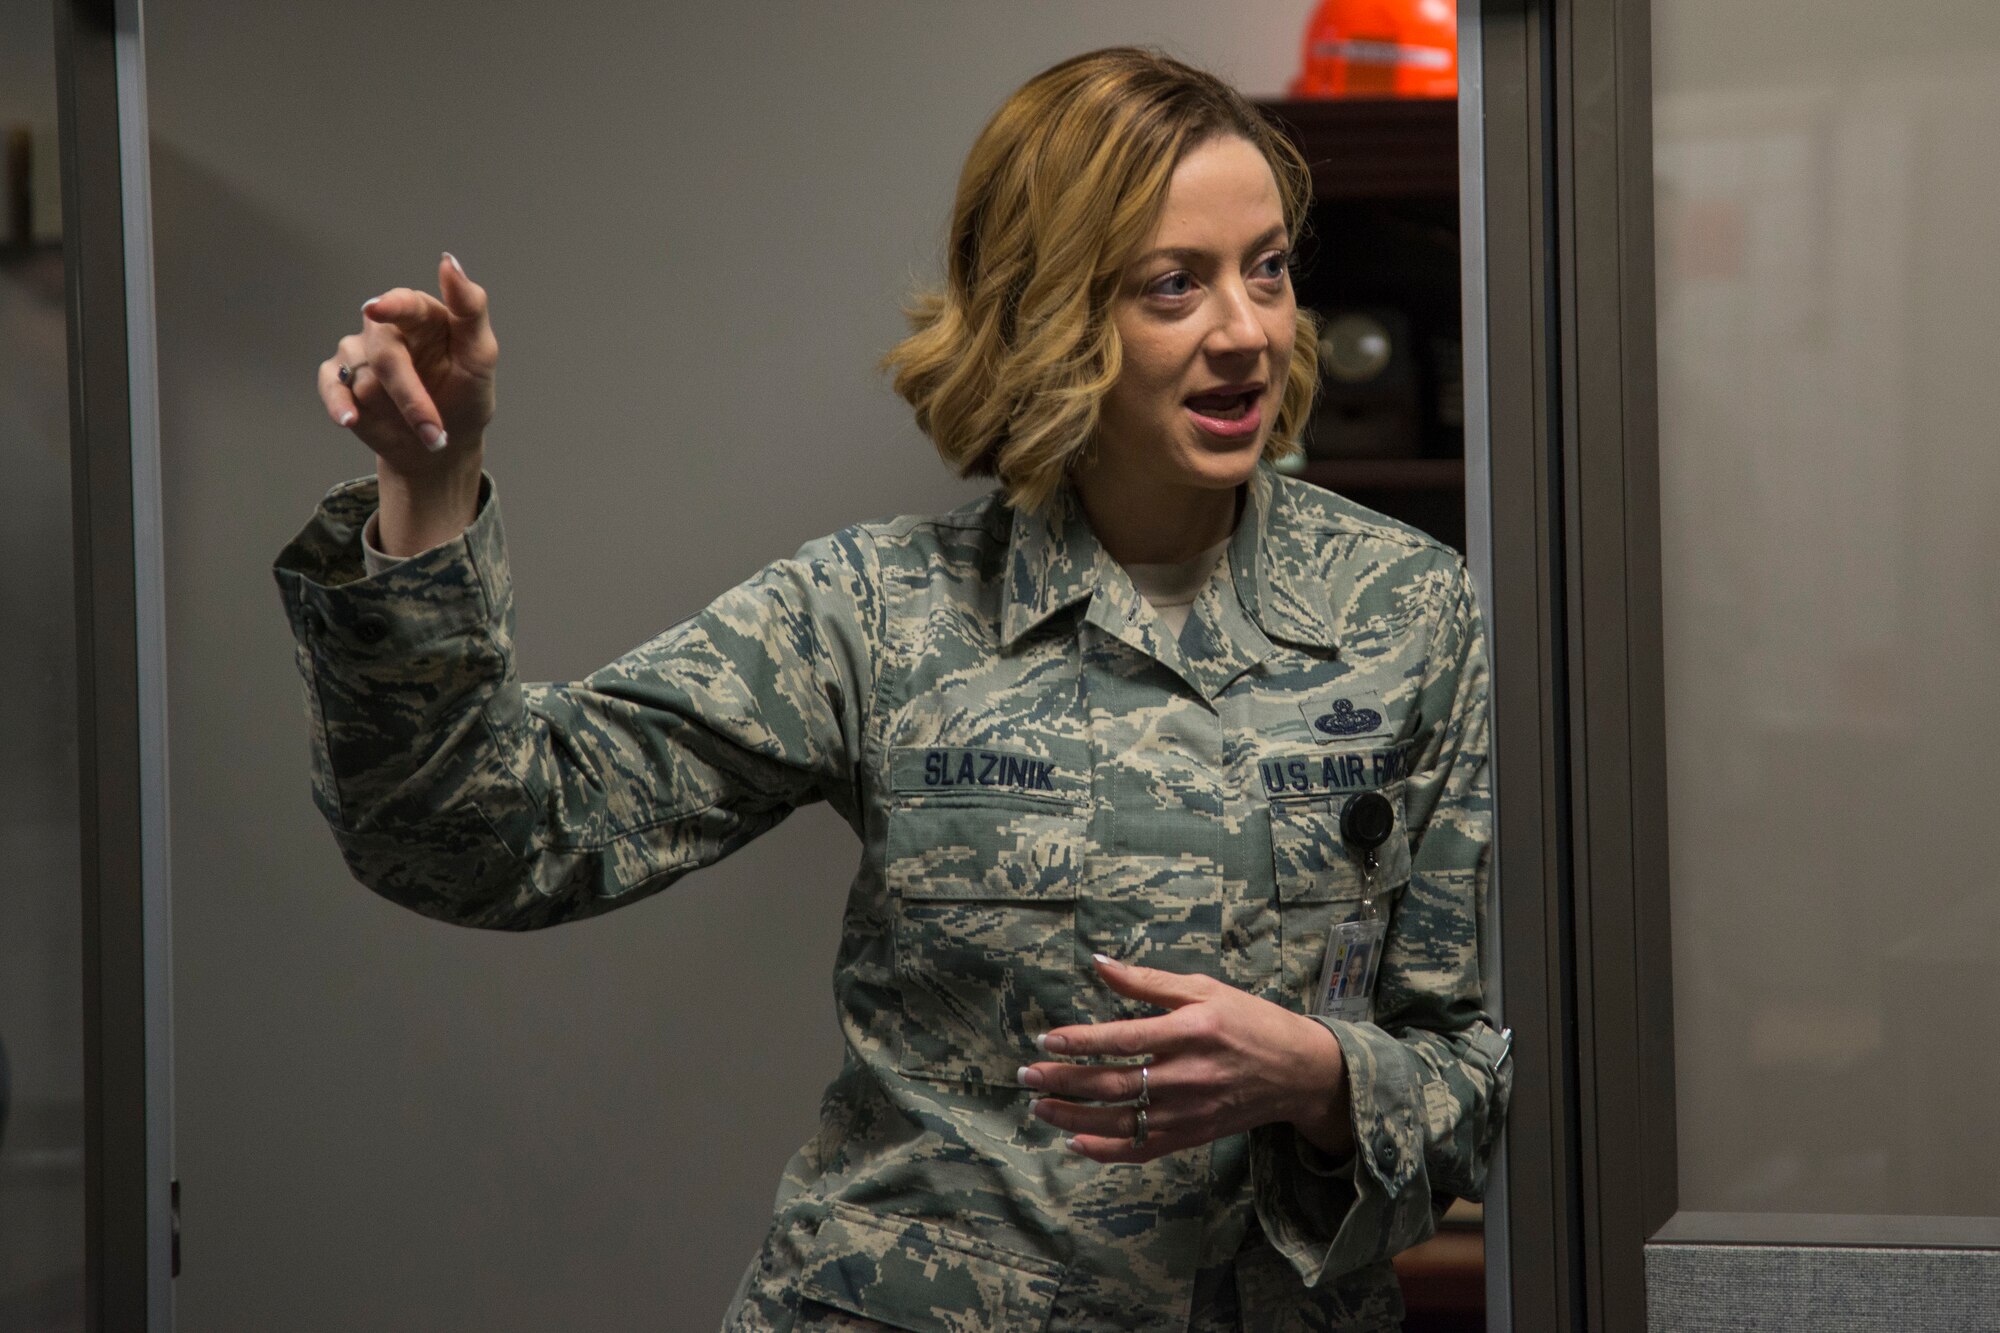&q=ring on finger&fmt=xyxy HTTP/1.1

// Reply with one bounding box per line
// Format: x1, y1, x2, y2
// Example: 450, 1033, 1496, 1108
337, 359, 370, 388
1131, 1107, 1149, 1149
1137, 1065, 1150, 1109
